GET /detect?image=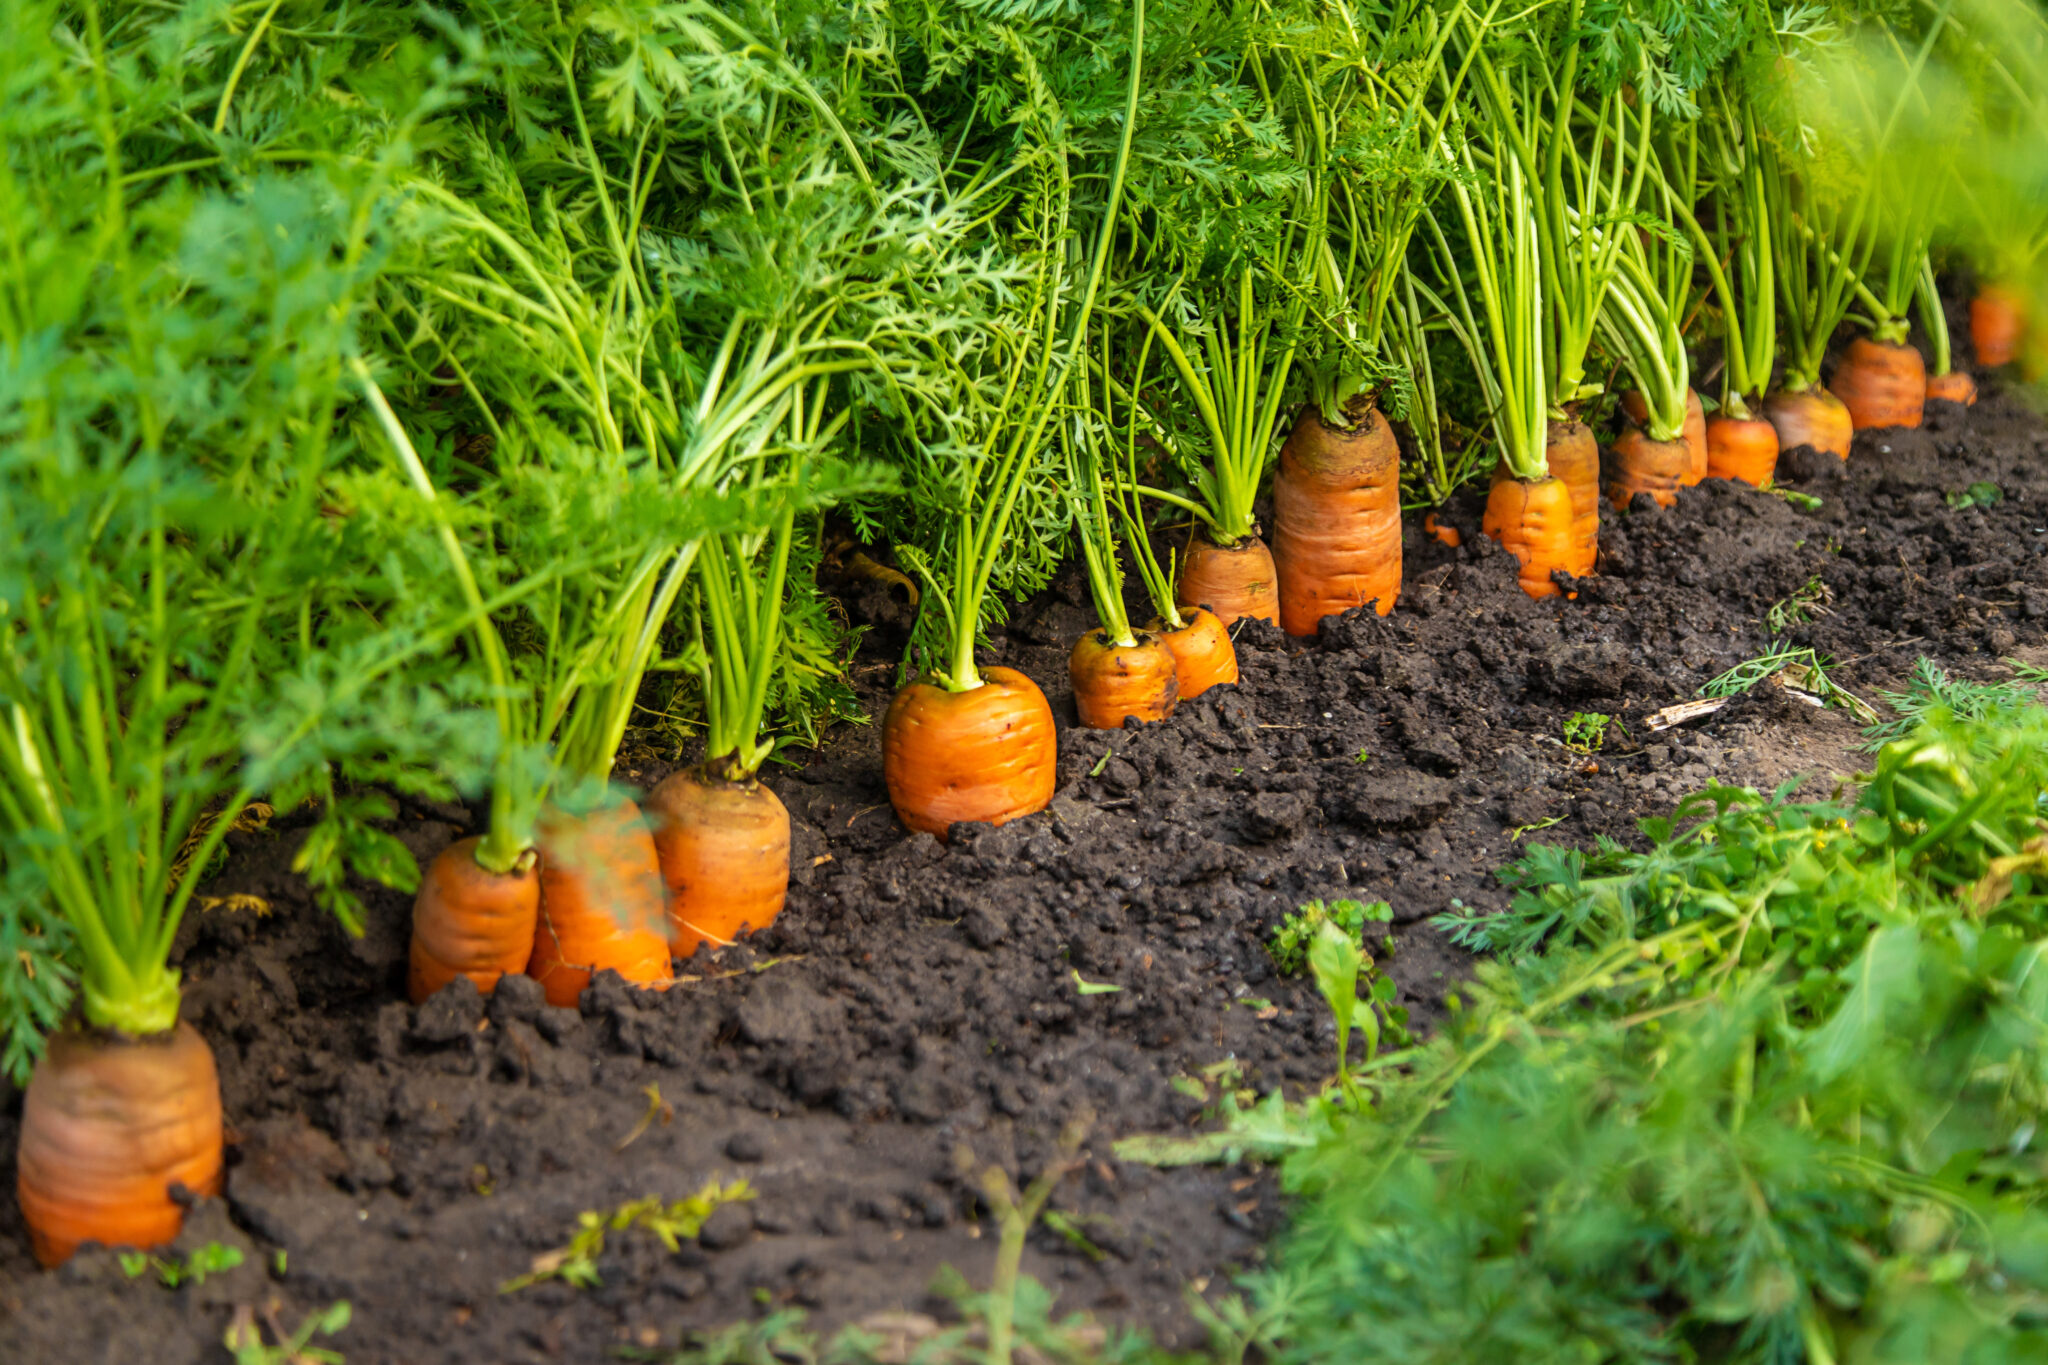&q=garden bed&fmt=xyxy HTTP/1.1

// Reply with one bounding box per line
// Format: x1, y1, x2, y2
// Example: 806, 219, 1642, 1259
6, 377, 2048, 1365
